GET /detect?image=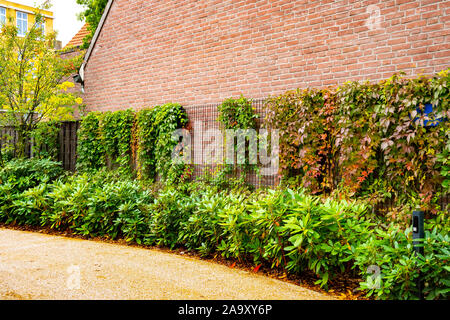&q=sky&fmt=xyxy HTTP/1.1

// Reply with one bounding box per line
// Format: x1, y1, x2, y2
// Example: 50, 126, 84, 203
13, 0, 85, 47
